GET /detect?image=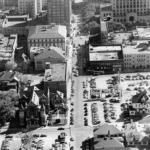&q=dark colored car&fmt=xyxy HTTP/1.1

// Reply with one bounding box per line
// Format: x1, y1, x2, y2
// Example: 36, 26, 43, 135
57, 128, 65, 130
